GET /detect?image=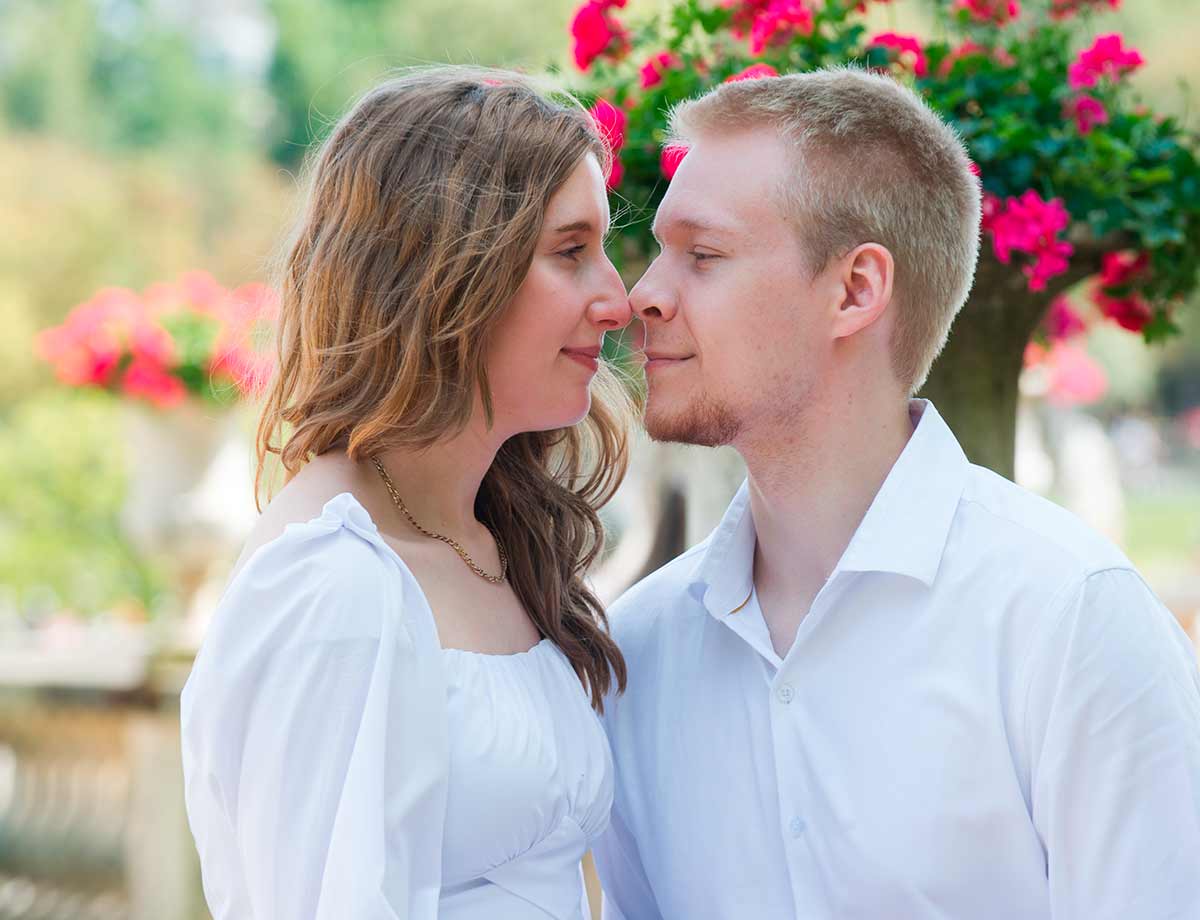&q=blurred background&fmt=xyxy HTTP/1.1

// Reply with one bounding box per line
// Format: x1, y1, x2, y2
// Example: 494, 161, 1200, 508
1, 0, 1198, 918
